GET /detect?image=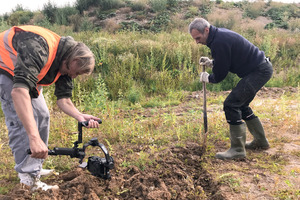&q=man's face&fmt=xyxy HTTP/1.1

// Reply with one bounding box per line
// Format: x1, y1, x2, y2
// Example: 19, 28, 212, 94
60, 60, 85, 79
190, 28, 209, 45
